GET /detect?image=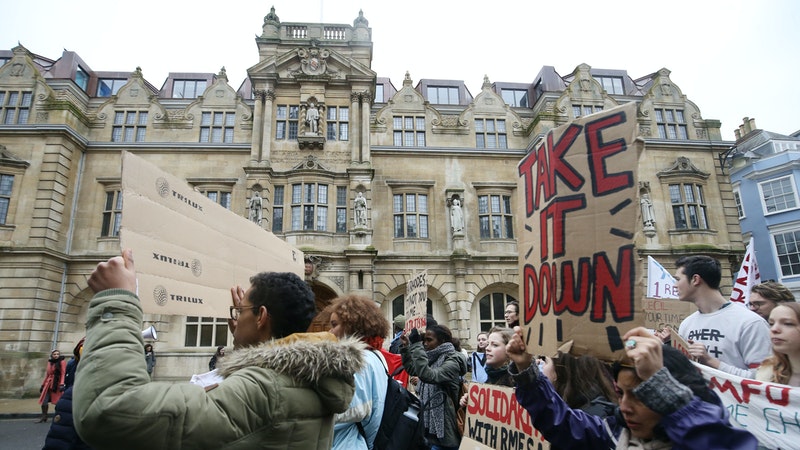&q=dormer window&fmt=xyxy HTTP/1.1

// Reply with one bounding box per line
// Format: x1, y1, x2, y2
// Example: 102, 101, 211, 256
426, 86, 459, 105
596, 76, 624, 95
172, 80, 207, 98
97, 79, 126, 97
